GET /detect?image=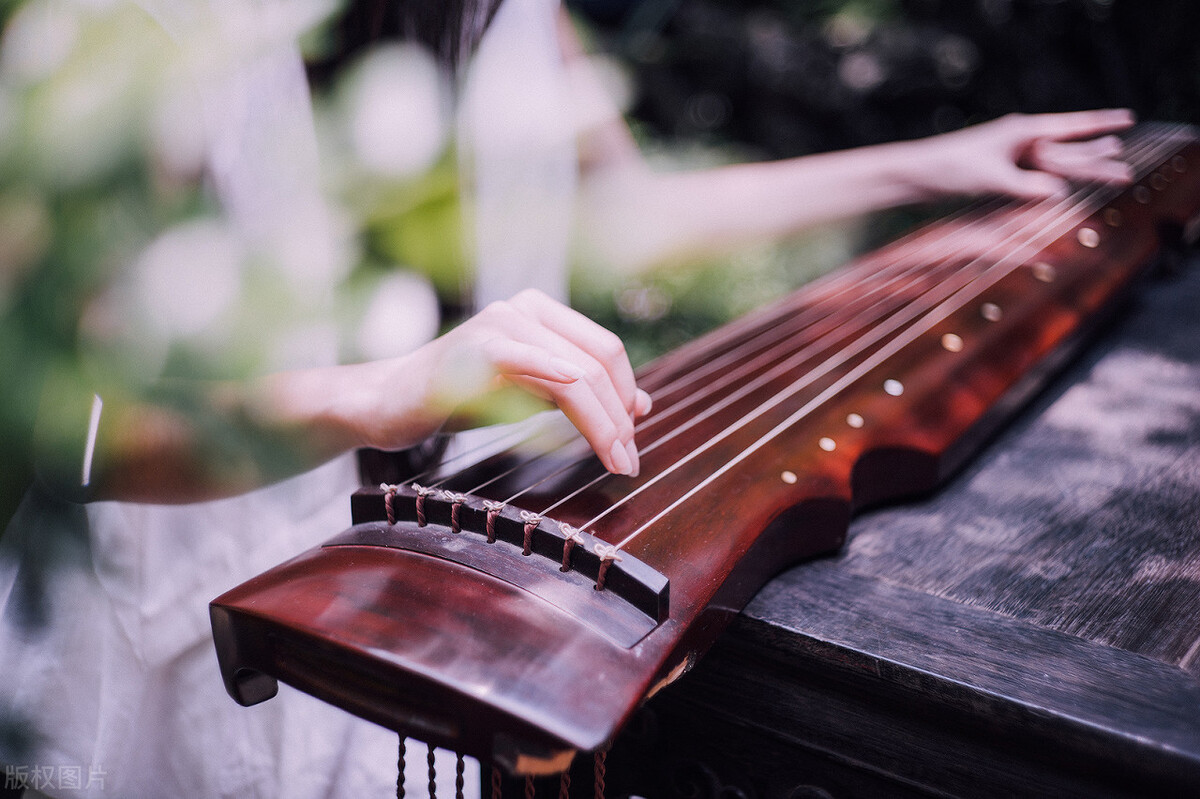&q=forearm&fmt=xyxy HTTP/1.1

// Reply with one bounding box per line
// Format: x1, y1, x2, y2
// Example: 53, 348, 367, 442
54, 289, 652, 504
76, 355, 439, 504
576, 110, 1134, 272
652, 138, 936, 236
577, 138, 932, 270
